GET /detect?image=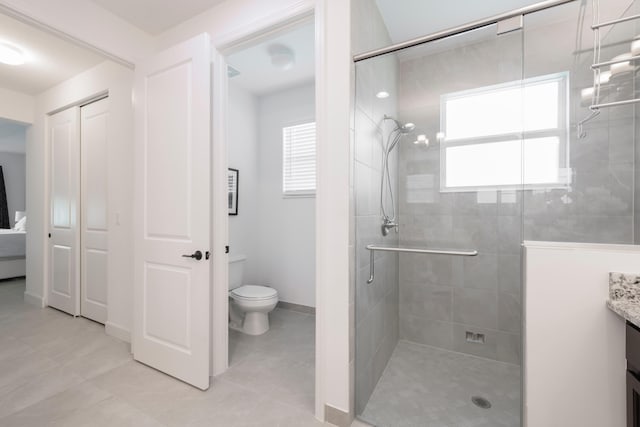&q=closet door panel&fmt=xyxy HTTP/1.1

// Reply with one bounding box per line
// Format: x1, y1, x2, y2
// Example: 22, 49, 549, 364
80, 97, 109, 324
48, 107, 80, 315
